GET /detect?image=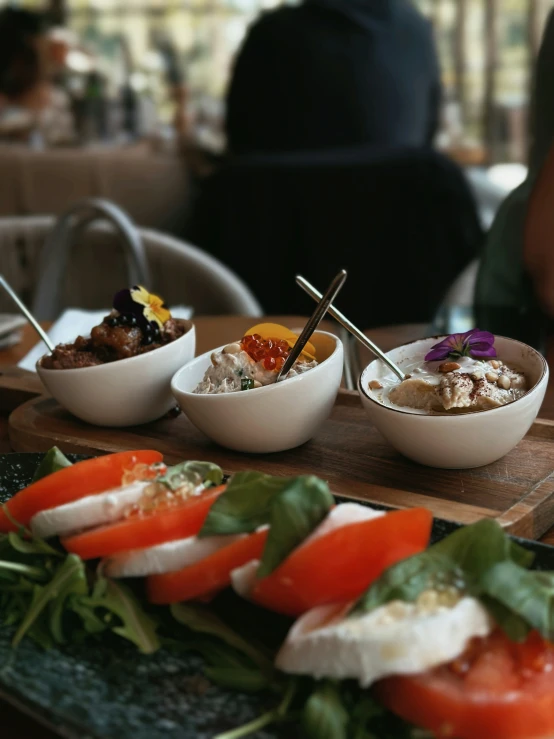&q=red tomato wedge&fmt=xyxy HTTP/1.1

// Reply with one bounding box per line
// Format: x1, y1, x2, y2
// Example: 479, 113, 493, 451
376, 630, 554, 739
147, 529, 268, 604
0, 450, 163, 532
248, 508, 433, 616
62, 485, 226, 559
